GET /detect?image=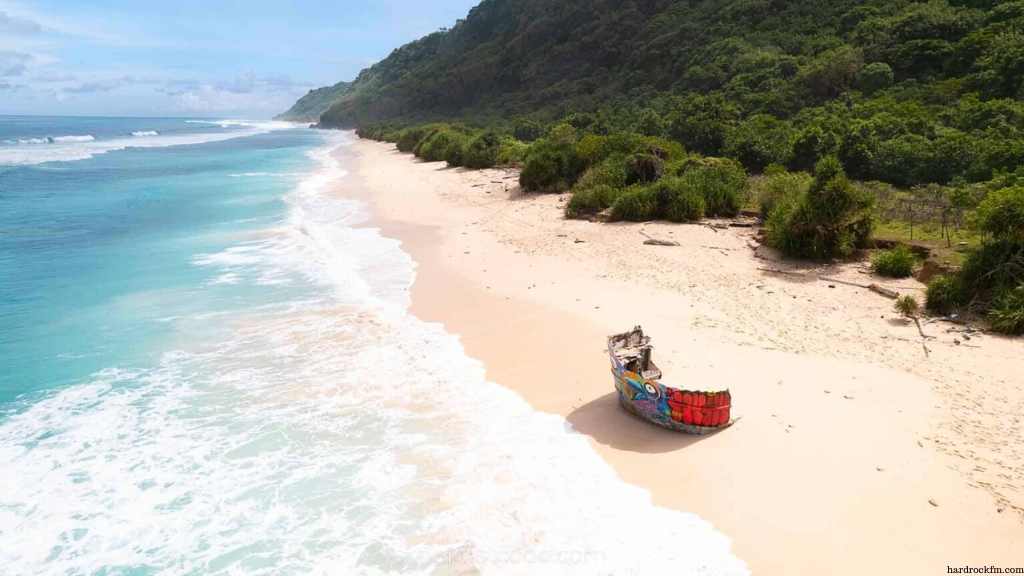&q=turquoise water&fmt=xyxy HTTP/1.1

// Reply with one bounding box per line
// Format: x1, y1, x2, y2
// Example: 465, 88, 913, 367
0, 117, 747, 575
1, 117, 316, 400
